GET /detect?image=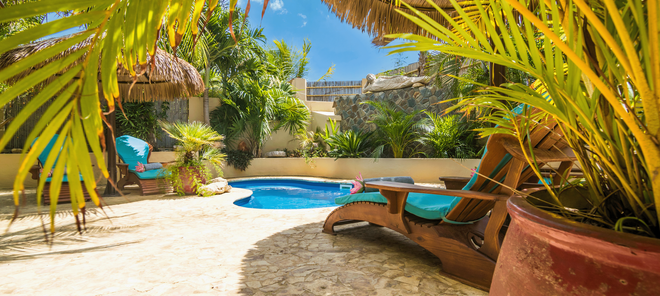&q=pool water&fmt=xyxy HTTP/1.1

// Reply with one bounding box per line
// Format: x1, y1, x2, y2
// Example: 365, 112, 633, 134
230, 179, 352, 209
